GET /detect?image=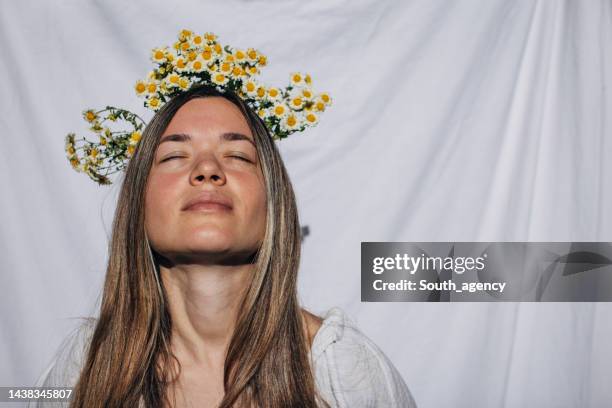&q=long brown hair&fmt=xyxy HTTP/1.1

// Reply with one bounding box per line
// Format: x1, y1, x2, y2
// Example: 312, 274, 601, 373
70, 85, 329, 407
